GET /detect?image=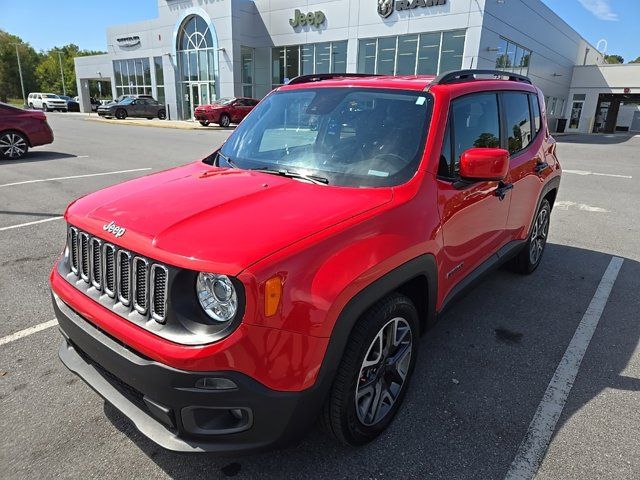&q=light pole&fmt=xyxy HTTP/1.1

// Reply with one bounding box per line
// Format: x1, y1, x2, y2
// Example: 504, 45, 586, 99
11, 43, 26, 106
56, 50, 67, 96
